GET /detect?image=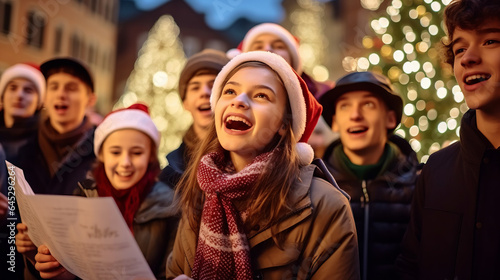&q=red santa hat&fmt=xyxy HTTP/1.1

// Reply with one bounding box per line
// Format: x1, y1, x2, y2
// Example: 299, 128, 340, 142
94, 103, 160, 156
211, 51, 322, 165
0, 63, 46, 108
227, 23, 303, 74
